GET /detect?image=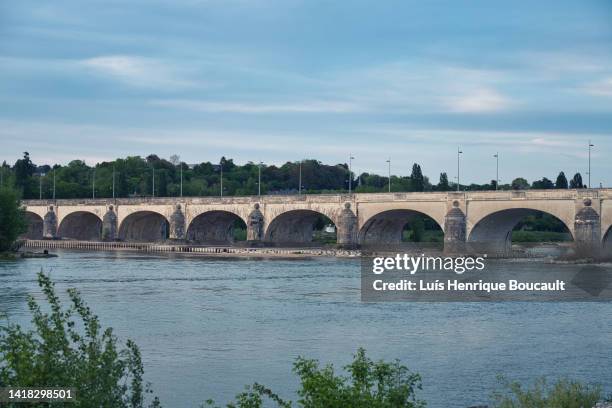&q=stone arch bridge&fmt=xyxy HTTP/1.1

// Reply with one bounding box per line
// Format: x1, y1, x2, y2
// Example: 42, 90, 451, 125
21, 189, 612, 254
